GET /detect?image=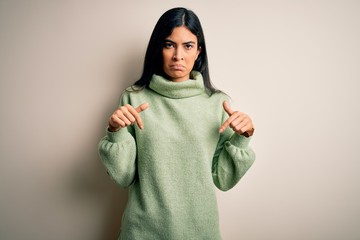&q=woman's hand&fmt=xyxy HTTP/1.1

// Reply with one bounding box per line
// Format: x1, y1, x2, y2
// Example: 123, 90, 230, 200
219, 101, 254, 137
108, 103, 149, 132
